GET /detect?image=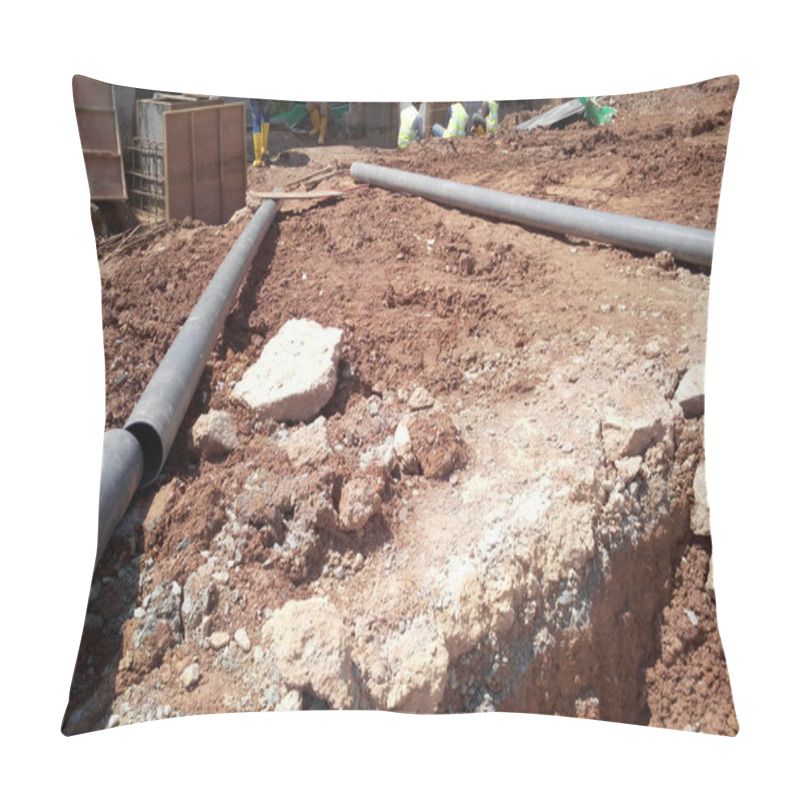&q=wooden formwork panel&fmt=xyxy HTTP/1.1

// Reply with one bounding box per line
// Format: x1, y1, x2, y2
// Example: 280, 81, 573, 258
163, 103, 246, 225
73, 75, 127, 201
